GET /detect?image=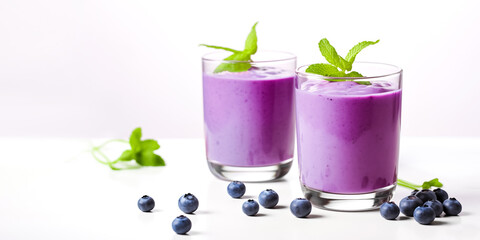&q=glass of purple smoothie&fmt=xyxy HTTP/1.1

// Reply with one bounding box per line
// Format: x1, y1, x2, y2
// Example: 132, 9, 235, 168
295, 62, 402, 211
202, 51, 296, 182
